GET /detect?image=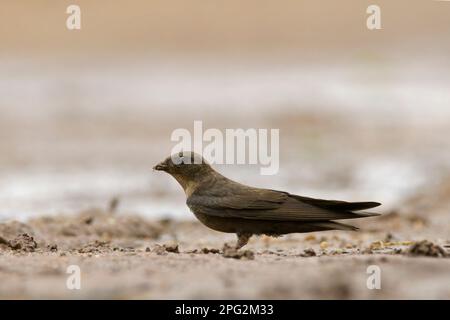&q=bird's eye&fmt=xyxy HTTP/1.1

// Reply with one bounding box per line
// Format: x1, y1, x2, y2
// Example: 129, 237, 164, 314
174, 156, 187, 166
172, 153, 194, 166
